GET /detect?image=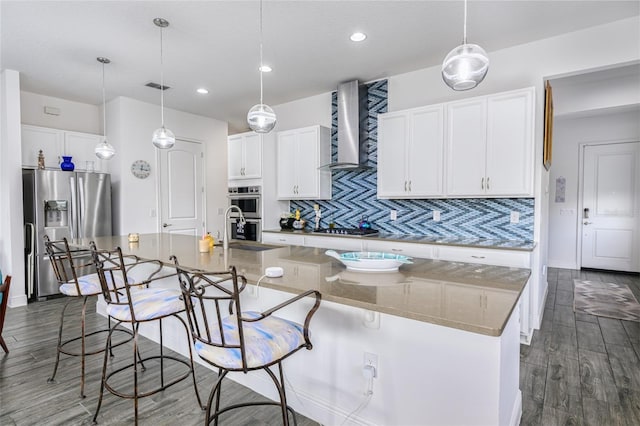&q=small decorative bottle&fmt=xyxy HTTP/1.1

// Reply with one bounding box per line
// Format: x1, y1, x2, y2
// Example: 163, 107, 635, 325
60, 156, 75, 171
37, 150, 45, 170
